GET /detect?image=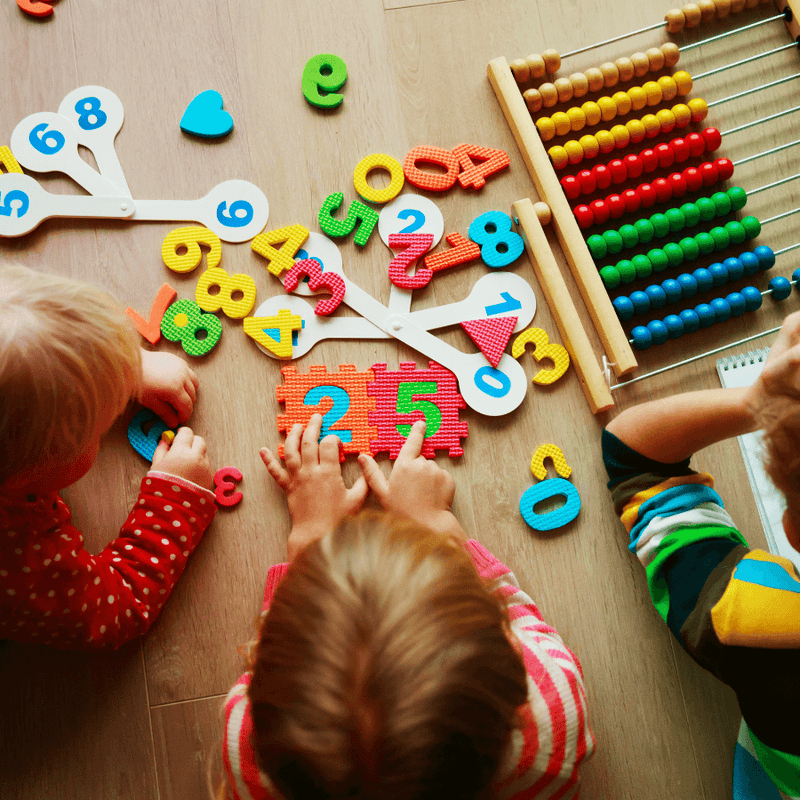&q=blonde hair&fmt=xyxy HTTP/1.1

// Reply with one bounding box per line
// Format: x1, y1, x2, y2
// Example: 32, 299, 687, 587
0, 265, 142, 484
244, 511, 528, 800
